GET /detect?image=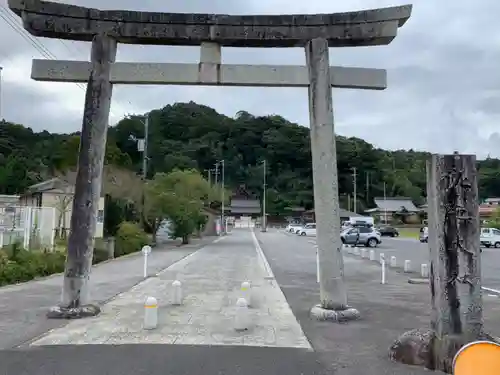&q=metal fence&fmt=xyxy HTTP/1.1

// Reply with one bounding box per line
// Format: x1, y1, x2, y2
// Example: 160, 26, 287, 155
0, 206, 56, 250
